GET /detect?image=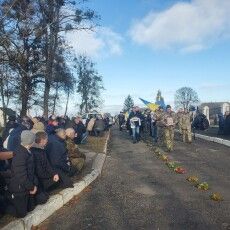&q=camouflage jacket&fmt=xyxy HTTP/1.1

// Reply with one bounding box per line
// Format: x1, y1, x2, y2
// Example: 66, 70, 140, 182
181, 113, 192, 129
155, 111, 165, 127
162, 111, 177, 127
176, 112, 183, 125
66, 137, 86, 159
